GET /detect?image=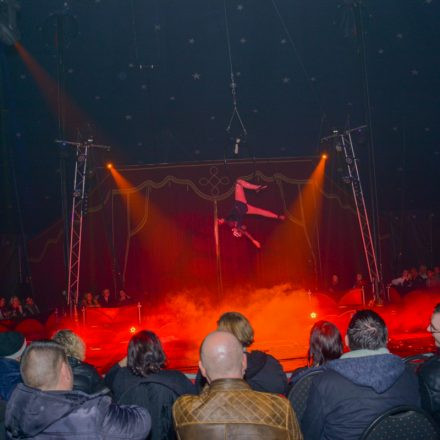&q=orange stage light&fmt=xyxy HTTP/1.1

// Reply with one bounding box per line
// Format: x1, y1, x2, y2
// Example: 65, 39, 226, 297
310, 312, 317, 319
321, 153, 328, 160
130, 326, 137, 334
106, 162, 113, 170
